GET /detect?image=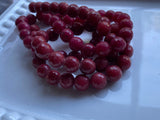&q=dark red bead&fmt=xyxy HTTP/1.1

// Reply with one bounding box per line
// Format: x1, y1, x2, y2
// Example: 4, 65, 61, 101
37, 64, 51, 78
47, 28, 59, 41
69, 37, 83, 51
75, 75, 89, 91
116, 13, 130, 22
60, 73, 74, 89
117, 55, 131, 71
15, 16, 28, 26
71, 22, 84, 35
113, 11, 123, 22
119, 27, 133, 43
91, 72, 107, 89
35, 2, 42, 12
104, 33, 116, 43
32, 56, 46, 68
36, 12, 43, 21
30, 24, 40, 31
23, 35, 33, 49
50, 2, 59, 13
64, 56, 80, 73
41, 2, 50, 12
58, 50, 67, 57
50, 15, 60, 25
111, 22, 120, 34
94, 57, 108, 72
119, 19, 133, 28
80, 59, 96, 74
41, 13, 52, 25
91, 31, 103, 42
27, 14, 36, 25
52, 20, 66, 34
105, 10, 115, 21
32, 30, 49, 41
97, 21, 111, 36
99, 17, 110, 23
46, 70, 60, 85
106, 65, 122, 82
98, 10, 106, 16
68, 51, 82, 61
29, 2, 36, 12
17, 22, 30, 31
67, 4, 79, 17
19, 29, 31, 39
95, 41, 110, 57
31, 36, 46, 49
87, 11, 101, 27
78, 6, 89, 19
58, 2, 69, 15
62, 15, 74, 27
122, 44, 133, 57
60, 29, 73, 42
81, 43, 95, 58
48, 51, 65, 68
